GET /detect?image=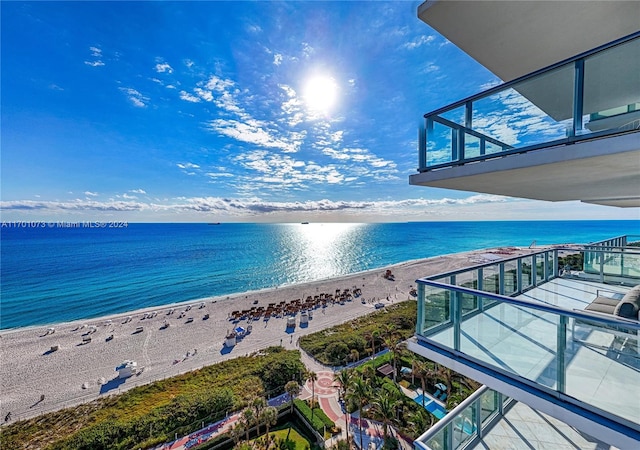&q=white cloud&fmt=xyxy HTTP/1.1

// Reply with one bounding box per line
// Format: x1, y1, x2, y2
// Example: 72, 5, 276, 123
177, 162, 200, 170
273, 53, 283, 66
194, 87, 214, 102
180, 90, 201, 103
0, 195, 510, 217
84, 191, 98, 197
119, 87, 148, 108
85, 46, 105, 67
208, 119, 301, 153
155, 62, 173, 73
130, 189, 146, 194
206, 172, 234, 178
403, 35, 435, 50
